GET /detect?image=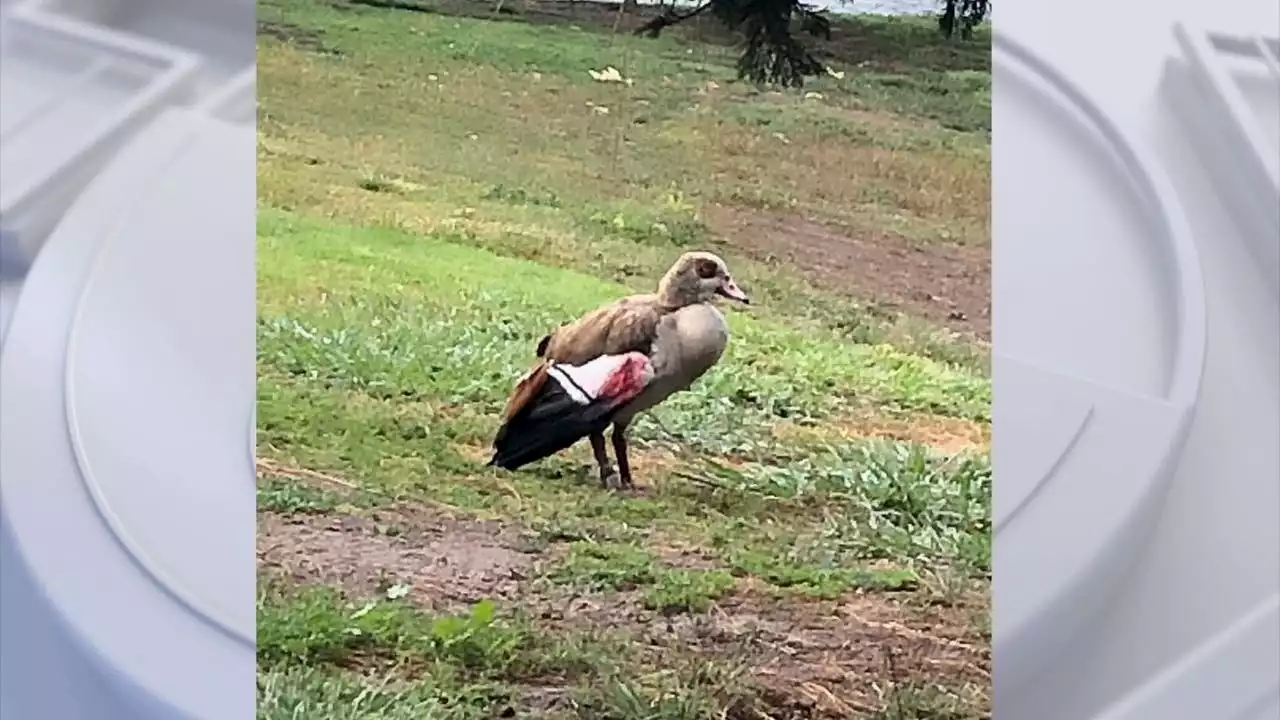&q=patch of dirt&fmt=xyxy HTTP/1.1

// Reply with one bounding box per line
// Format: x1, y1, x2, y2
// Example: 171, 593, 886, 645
257, 21, 342, 56
260, 497, 989, 716
454, 442, 493, 465
704, 205, 990, 340
774, 413, 990, 455
527, 584, 990, 717
652, 538, 725, 570
258, 507, 539, 611
732, 595, 988, 716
